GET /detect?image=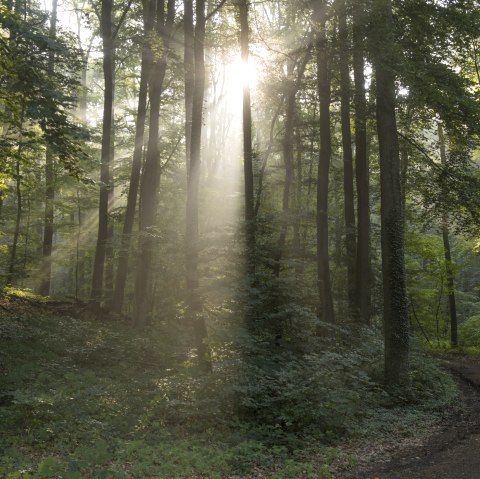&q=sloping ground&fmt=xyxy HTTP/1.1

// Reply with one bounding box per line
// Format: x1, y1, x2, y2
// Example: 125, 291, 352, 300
0, 290, 473, 479
0, 287, 121, 321
345, 358, 480, 479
